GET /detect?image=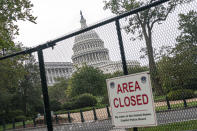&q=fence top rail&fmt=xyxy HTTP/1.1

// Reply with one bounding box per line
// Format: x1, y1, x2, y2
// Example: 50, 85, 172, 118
0, 0, 169, 61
